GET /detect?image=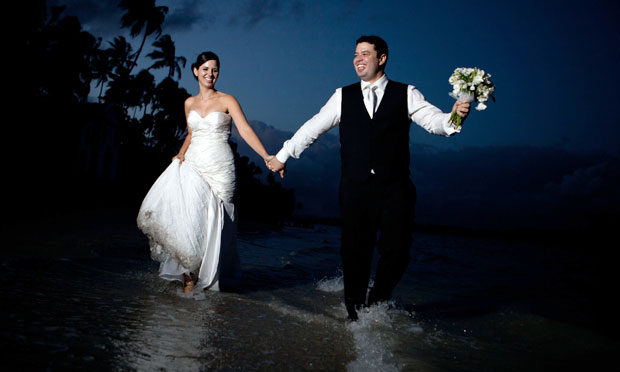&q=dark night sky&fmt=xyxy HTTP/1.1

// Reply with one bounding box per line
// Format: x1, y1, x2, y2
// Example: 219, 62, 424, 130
50, 0, 620, 230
